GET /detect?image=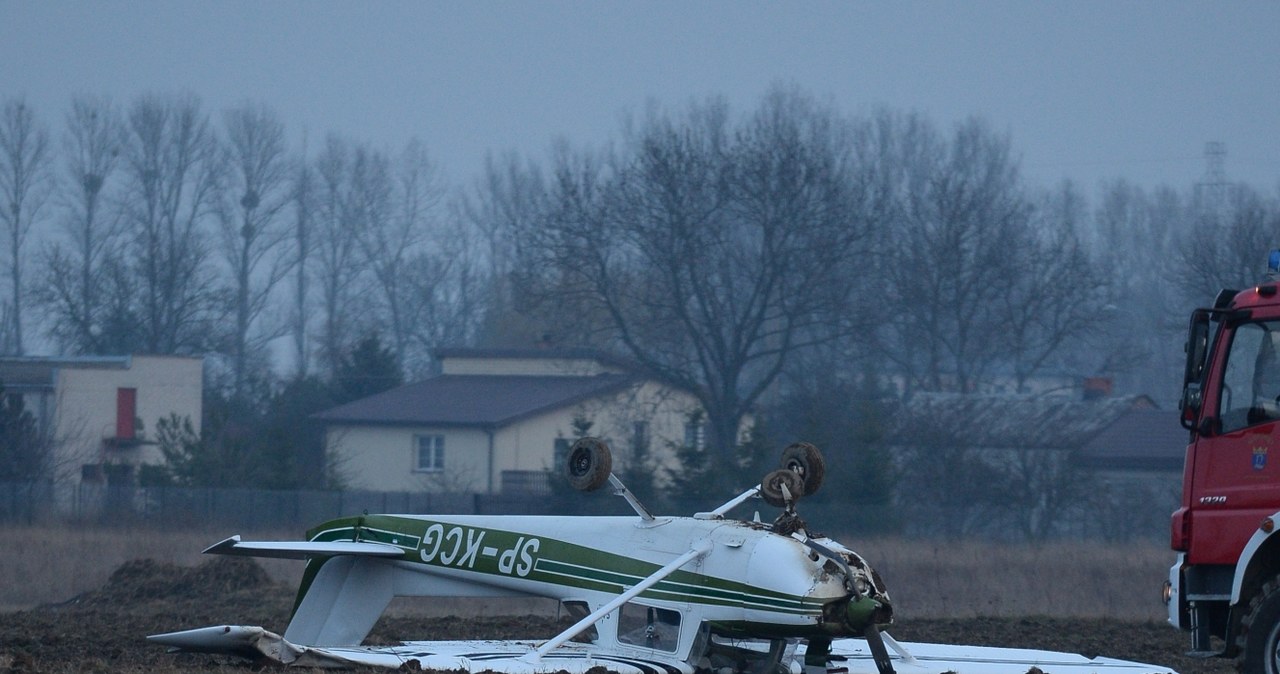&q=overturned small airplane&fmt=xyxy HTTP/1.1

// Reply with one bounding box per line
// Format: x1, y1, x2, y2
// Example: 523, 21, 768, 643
150, 439, 1175, 674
